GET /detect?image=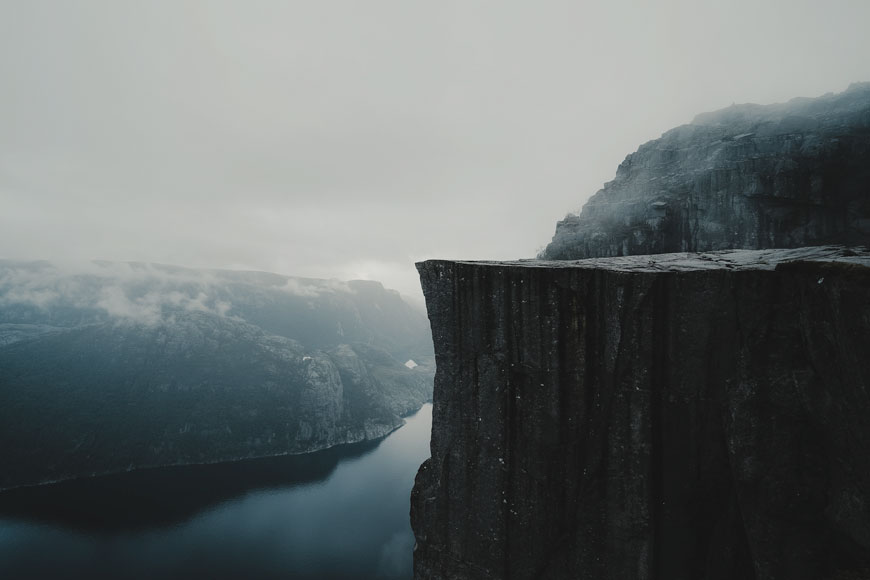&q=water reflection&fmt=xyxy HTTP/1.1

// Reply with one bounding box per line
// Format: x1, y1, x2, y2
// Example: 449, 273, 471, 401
0, 439, 383, 532
0, 404, 432, 580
